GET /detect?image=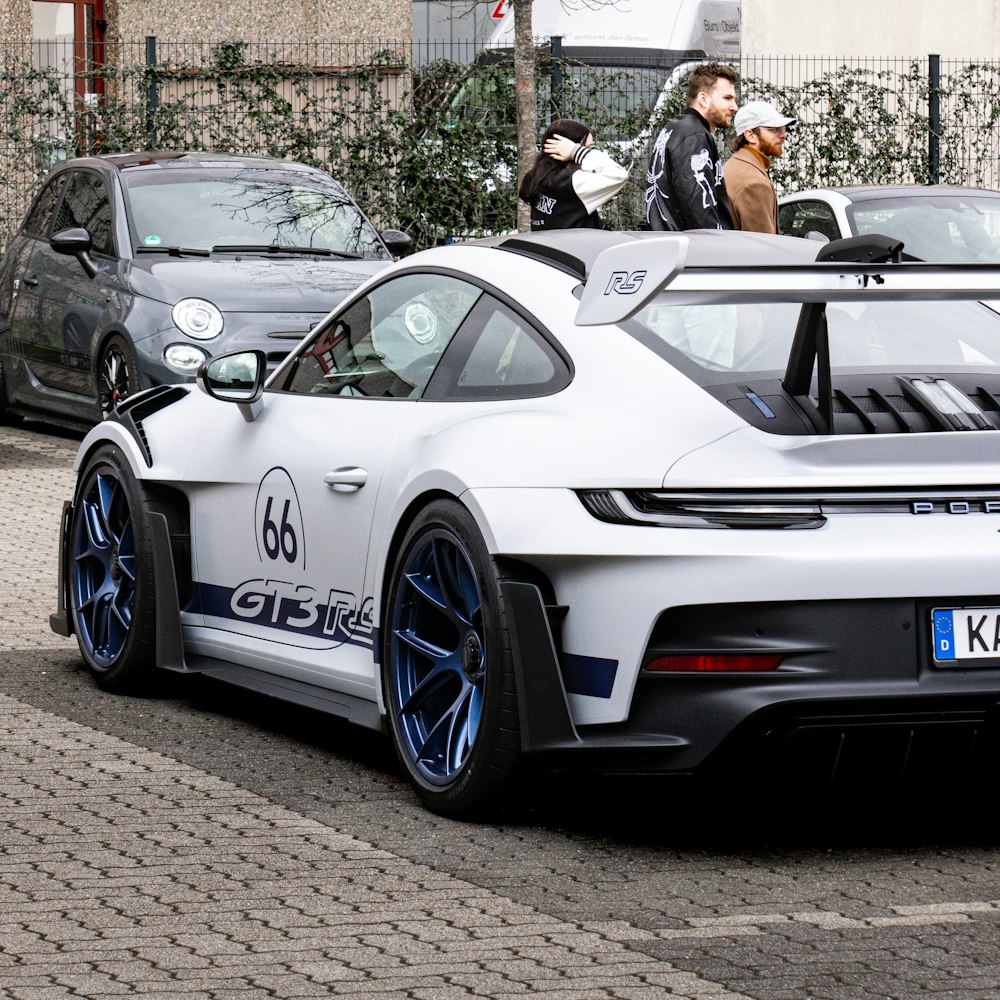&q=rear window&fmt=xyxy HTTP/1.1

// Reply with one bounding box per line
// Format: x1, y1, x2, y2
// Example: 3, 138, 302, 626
625, 297, 1000, 375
